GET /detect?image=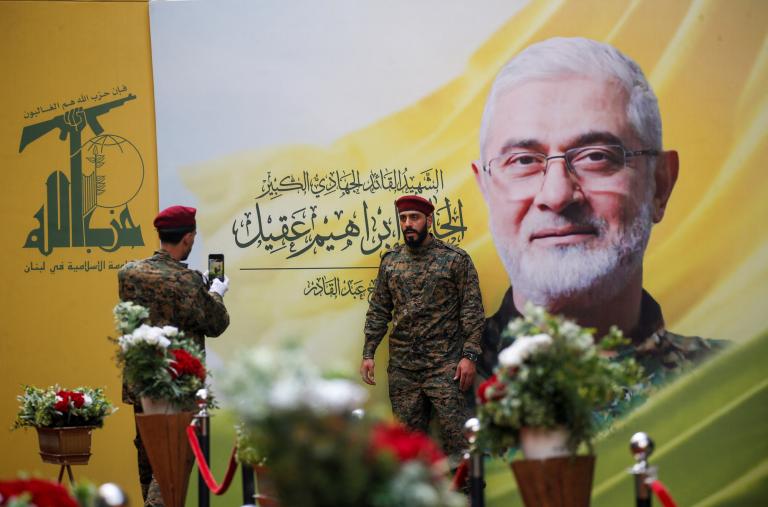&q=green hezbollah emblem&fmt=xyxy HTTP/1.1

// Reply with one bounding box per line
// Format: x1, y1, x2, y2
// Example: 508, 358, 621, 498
20, 95, 145, 255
